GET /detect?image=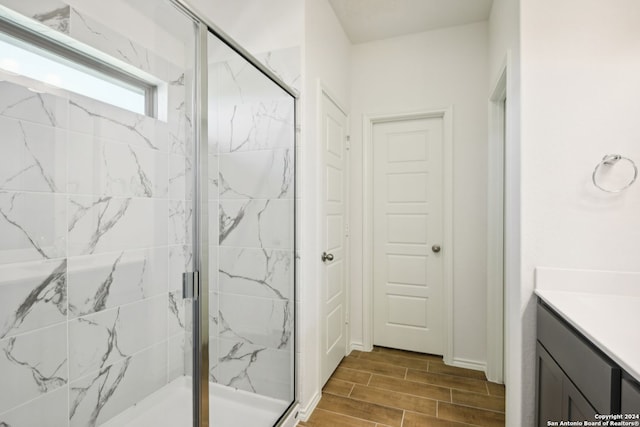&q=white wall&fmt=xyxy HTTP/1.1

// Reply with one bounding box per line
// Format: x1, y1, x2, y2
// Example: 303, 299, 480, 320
348, 22, 490, 367
299, 0, 351, 416
519, 1, 640, 425
187, 0, 302, 54
487, 0, 522, 425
